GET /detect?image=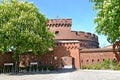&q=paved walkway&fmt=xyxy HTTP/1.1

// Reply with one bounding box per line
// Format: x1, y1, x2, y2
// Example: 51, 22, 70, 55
0, 69, 120, 80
